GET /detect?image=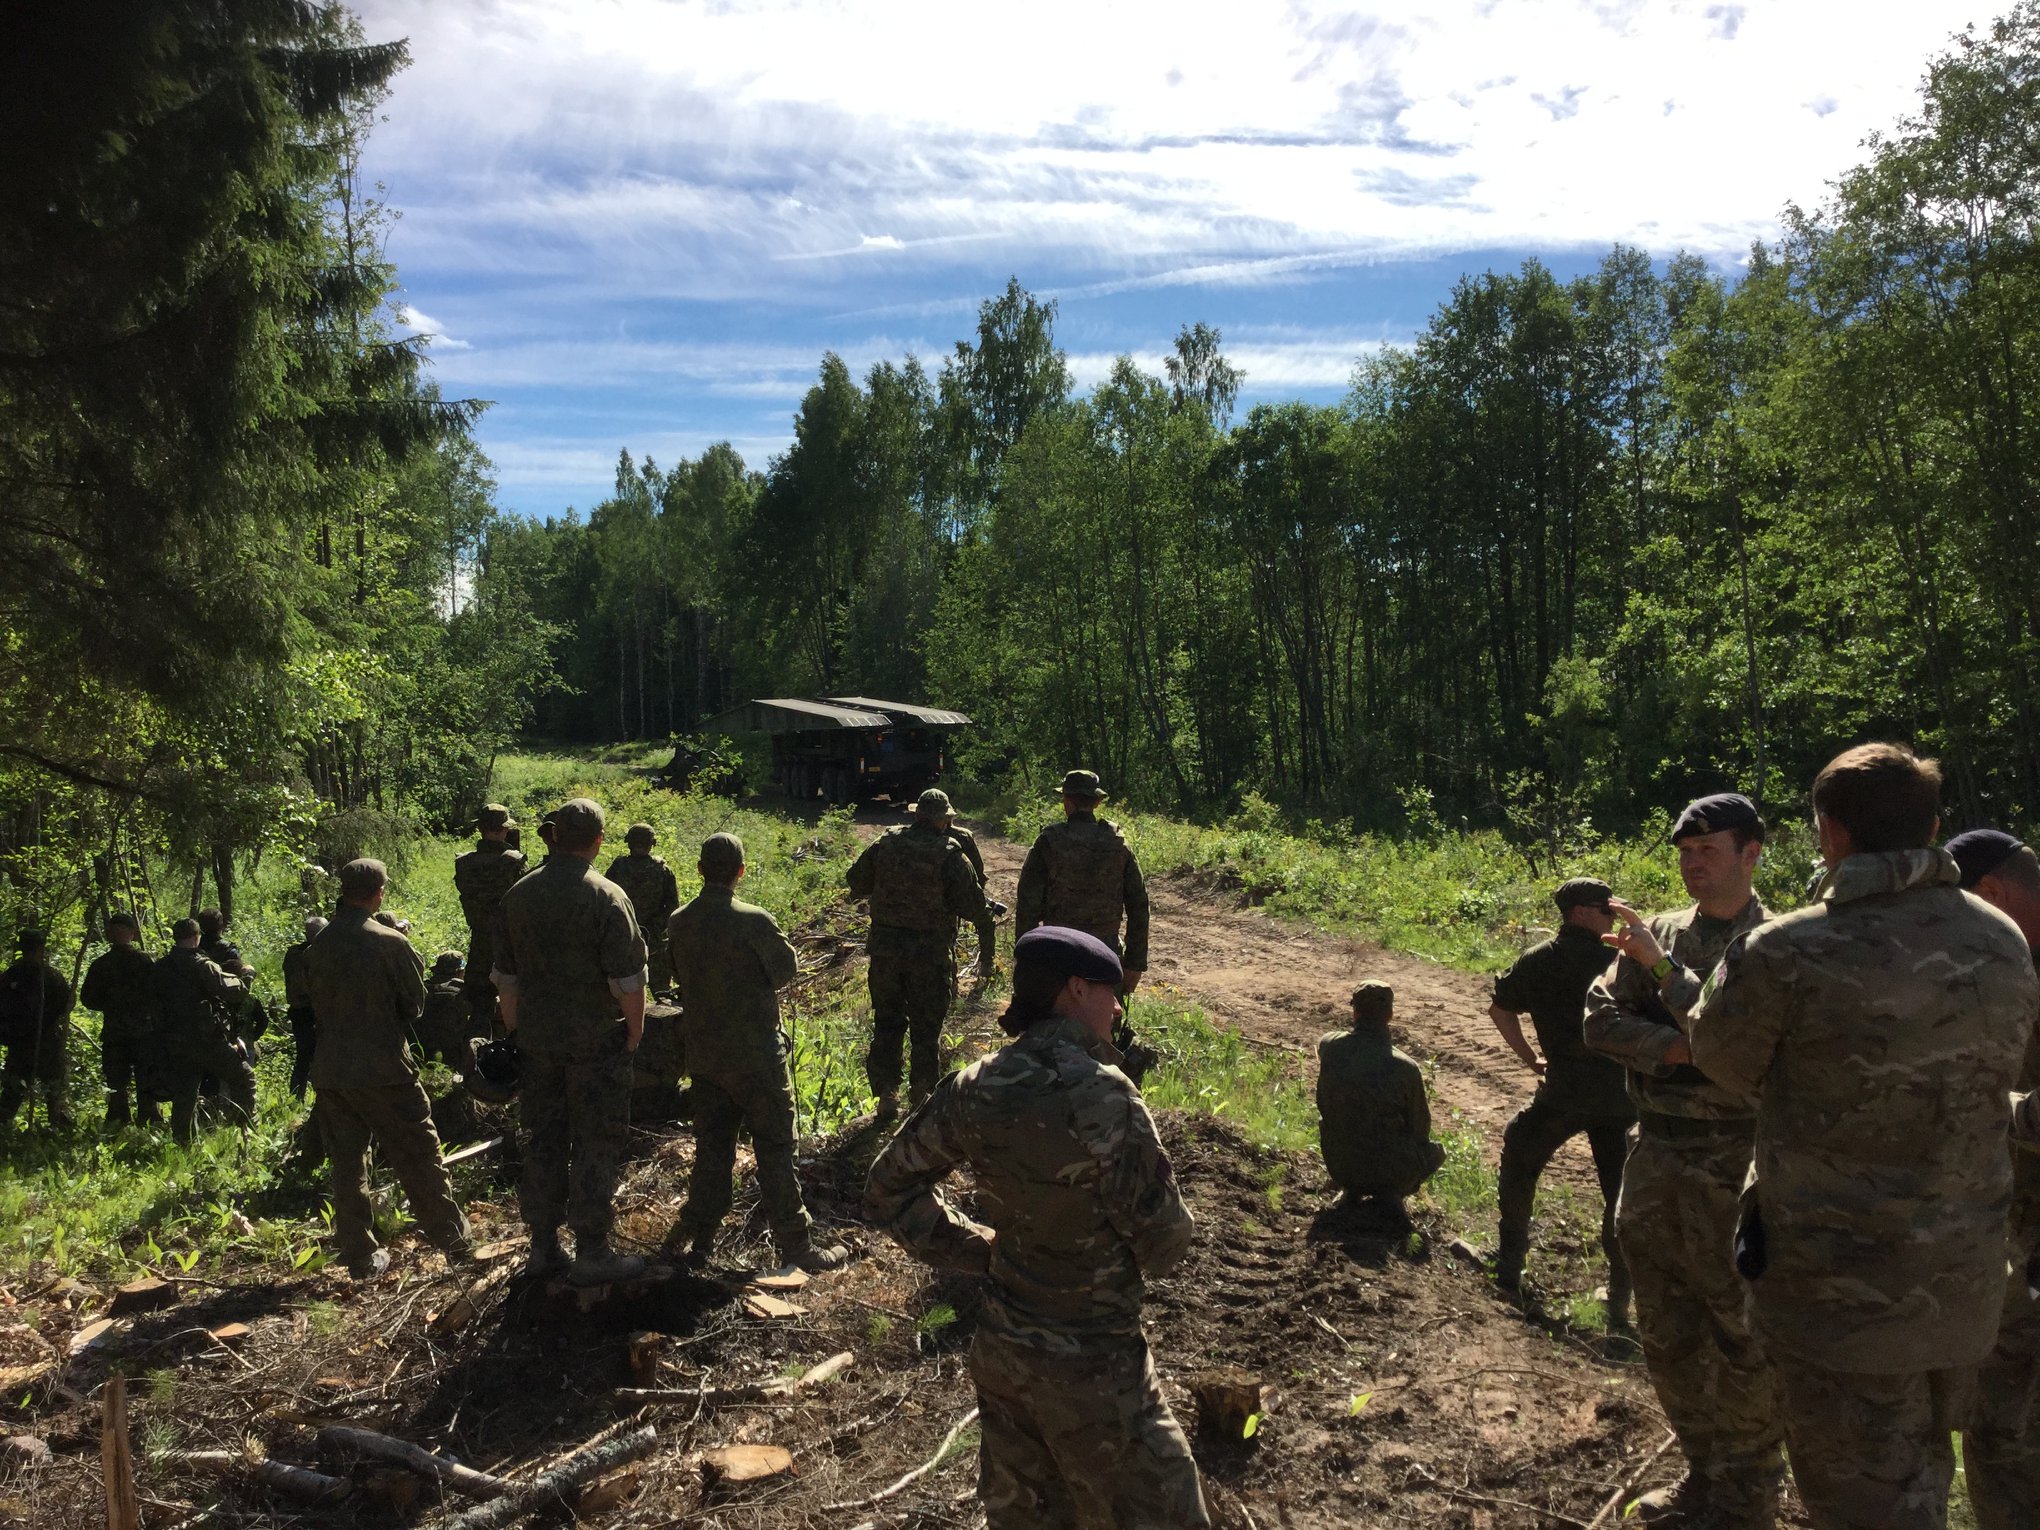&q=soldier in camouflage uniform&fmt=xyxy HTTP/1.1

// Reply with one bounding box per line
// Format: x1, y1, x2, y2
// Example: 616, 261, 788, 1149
605, 823, 681, 994
304, 860, 473, 1280
282, 914, 327, 1099
847, 789, 987, 1119
1585, 792, 1779, 1528
1941, 829, 2040, 1530
667, 833, 847, 1272
454, 804, 527, 1028
81, 913, 158, 1129
1015, 770, 1154, 1078
1316, 981, 1444, 1227
943, 813, 1004, 981
492, 798, 649, 1285
0, 930, 74, 1131
866, 926, 1210, 1529
416, 952, 478, 1075
152, 917, 257, 1143
1690, 748, 2037, 1530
